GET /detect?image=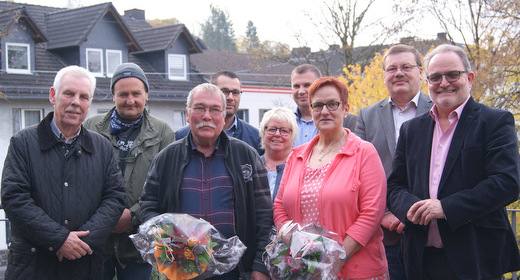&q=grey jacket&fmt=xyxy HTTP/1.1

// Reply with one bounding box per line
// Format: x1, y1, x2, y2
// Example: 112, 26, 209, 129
83, 107, 175, 265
